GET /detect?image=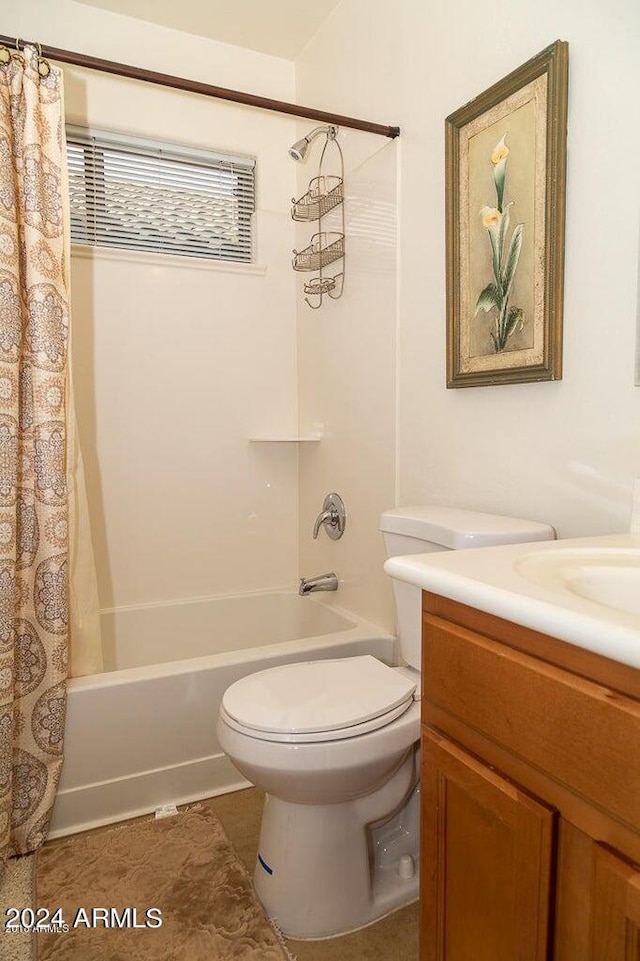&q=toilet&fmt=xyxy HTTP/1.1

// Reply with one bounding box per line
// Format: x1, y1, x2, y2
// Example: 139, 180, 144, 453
216, 506, 554, 939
